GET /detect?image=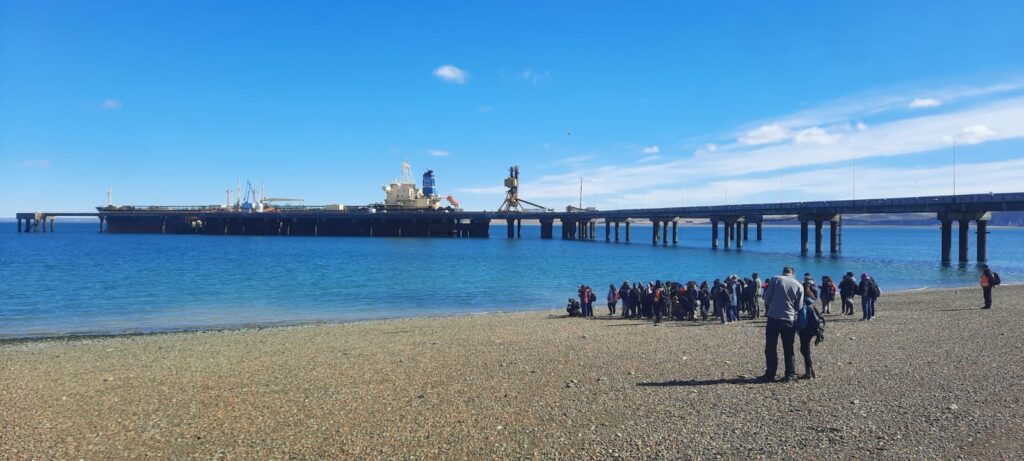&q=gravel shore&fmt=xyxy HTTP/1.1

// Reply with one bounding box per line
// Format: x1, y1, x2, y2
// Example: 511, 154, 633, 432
2, 285, 1023, 460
